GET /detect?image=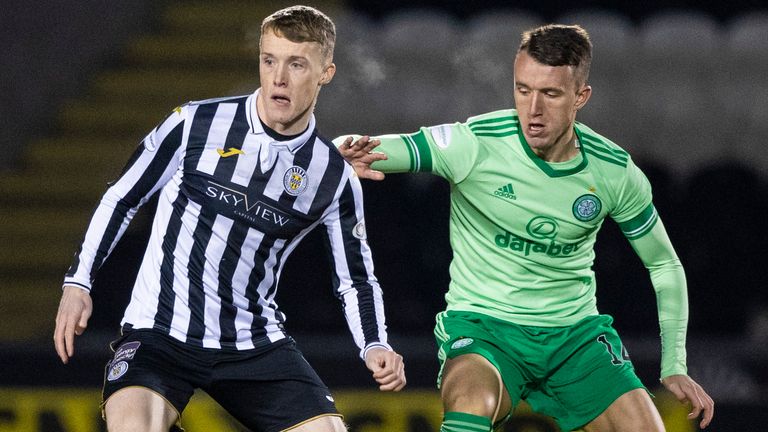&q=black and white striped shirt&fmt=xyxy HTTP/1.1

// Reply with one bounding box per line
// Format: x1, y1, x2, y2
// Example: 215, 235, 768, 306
64, 90, 389, 357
